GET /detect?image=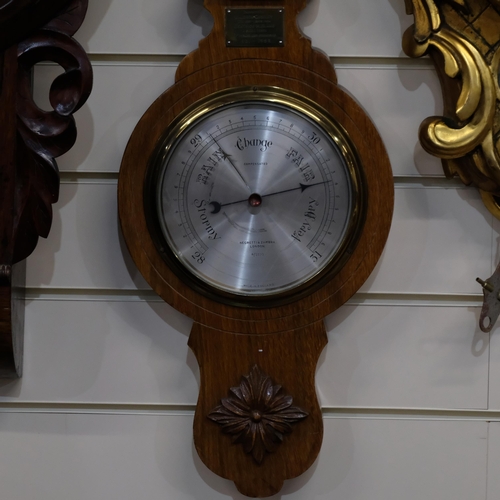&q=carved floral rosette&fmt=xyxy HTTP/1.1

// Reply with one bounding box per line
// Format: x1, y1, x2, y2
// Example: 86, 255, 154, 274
208, 365, 308, 464
403, 0, 500, 217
